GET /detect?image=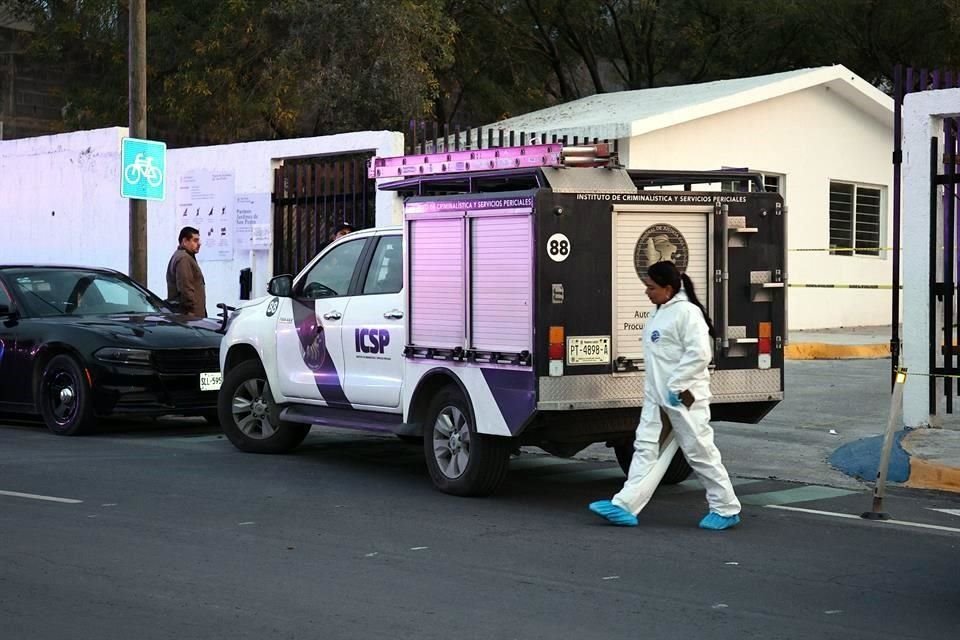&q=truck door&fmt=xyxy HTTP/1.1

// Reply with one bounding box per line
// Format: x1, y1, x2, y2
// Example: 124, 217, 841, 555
275, 237, 367, 405
340, 235, 405, 409
612, 204, 713, 367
